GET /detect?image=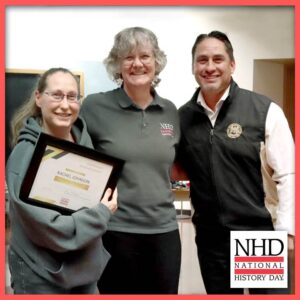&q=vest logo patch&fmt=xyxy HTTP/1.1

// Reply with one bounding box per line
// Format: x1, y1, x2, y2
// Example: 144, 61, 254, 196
227, 123, 243, 139
160, 123, 174, 137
